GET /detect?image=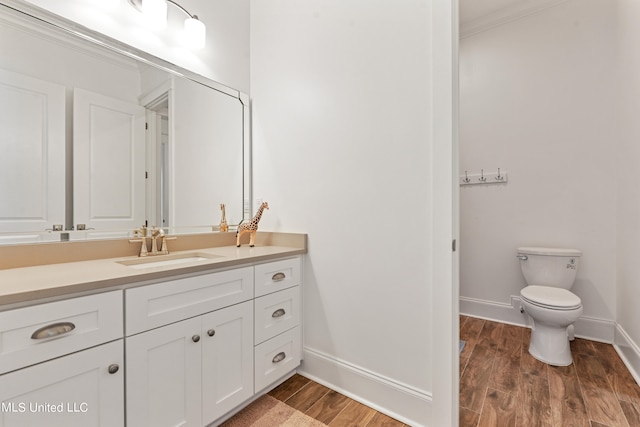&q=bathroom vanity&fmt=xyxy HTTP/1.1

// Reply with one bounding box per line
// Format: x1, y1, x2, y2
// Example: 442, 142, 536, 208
0, 233, 305, 427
